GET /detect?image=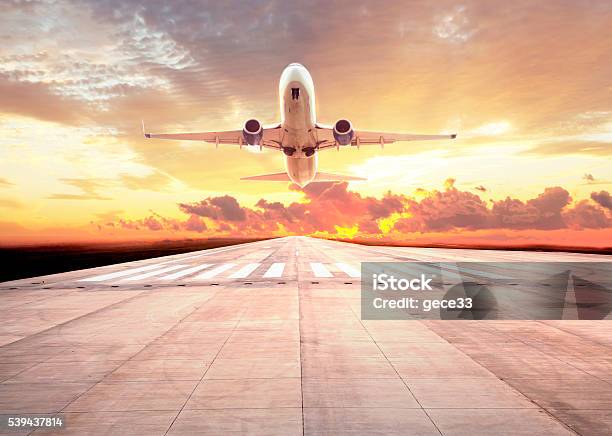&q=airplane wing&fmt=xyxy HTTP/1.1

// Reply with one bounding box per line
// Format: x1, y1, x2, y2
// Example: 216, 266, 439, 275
315, 124, 456, 149
142, 121, 282, 150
